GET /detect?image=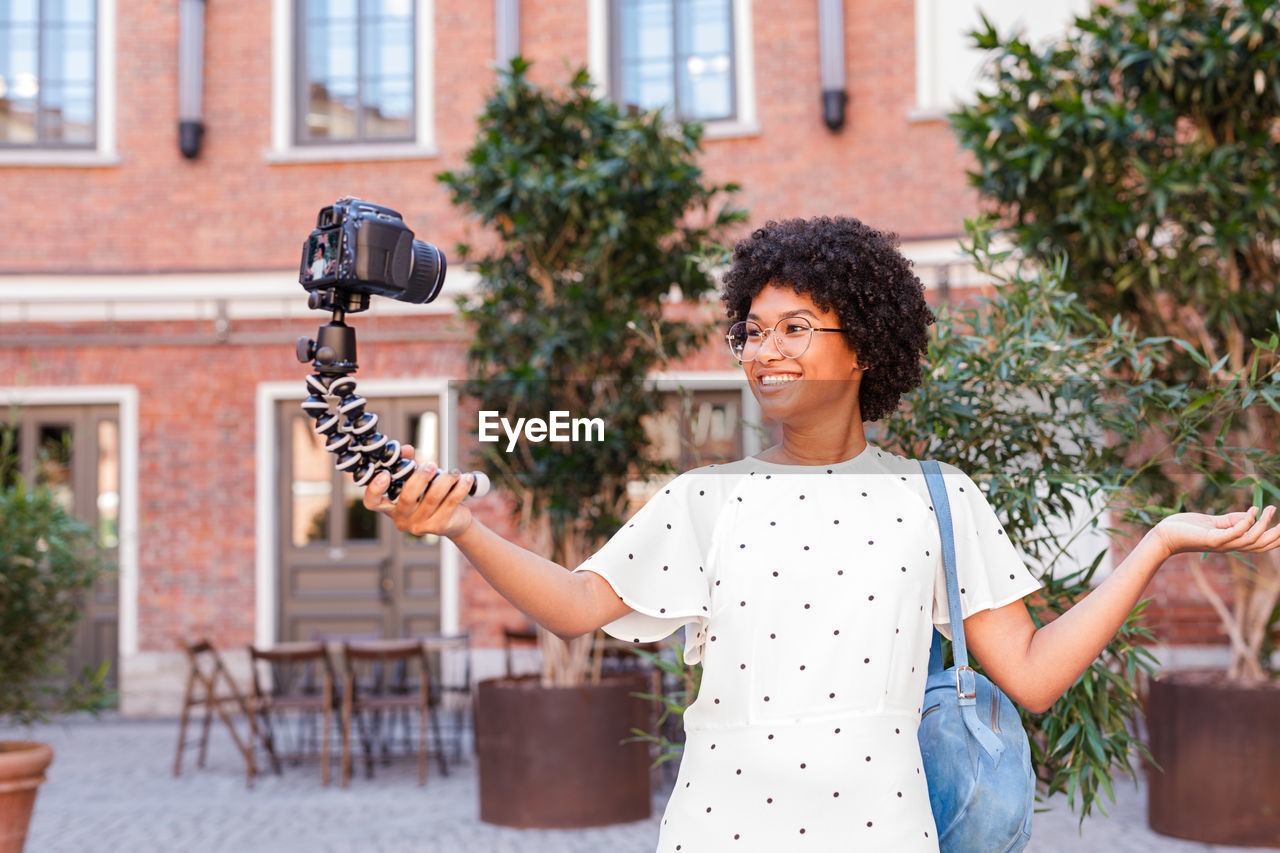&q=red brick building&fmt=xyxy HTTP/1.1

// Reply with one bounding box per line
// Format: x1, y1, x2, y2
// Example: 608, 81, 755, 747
0, 0, 1230, 714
